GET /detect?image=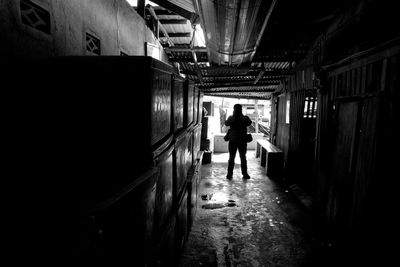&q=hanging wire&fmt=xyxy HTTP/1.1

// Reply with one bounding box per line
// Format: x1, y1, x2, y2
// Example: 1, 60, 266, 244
190, 24, 196, 48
